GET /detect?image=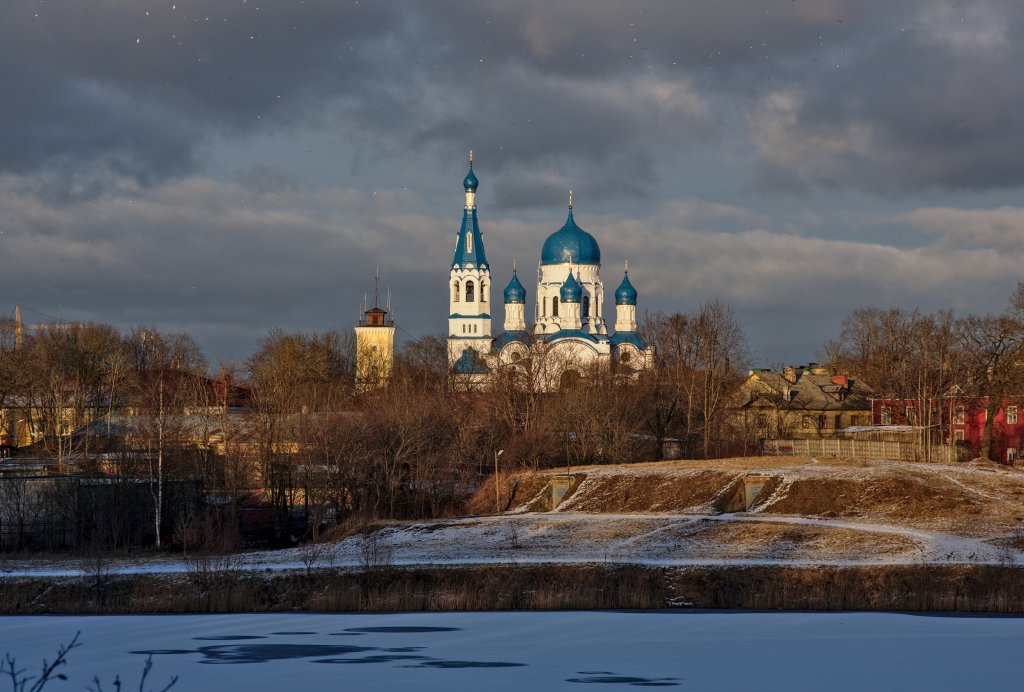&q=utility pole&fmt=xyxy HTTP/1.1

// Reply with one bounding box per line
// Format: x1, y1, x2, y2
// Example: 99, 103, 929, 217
494, 449, 504, 513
